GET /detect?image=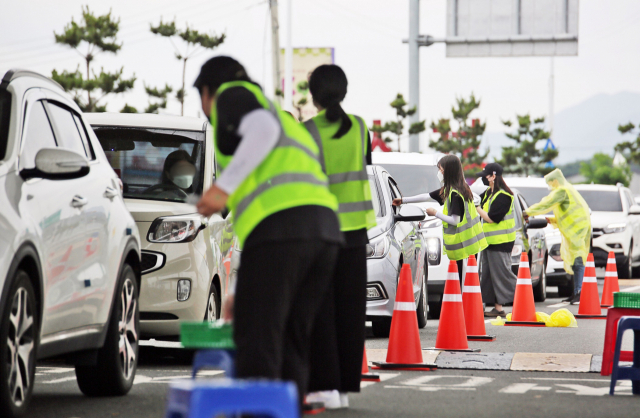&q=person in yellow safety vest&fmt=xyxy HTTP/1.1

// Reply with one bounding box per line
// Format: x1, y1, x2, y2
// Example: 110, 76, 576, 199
303, 65, 376, 410
393, 154, 487, 282
523, 168, 591, 305
474, 163, 518, 318
194, 56, 343, 413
